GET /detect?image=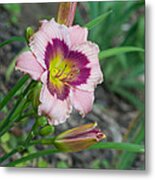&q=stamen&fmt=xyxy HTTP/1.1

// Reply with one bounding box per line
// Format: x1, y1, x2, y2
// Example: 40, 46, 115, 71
56, 64, 67, 78
50, 58, 80, 83
51, 68, 59, 77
